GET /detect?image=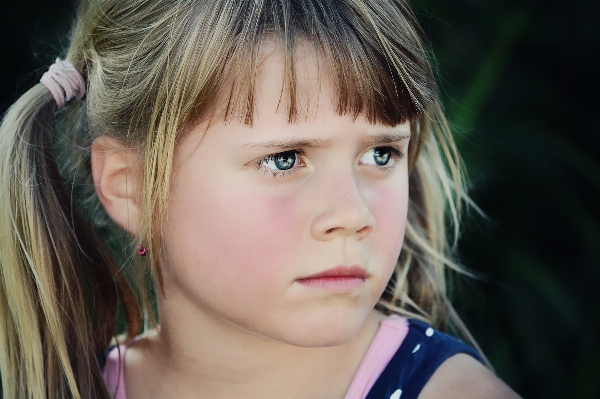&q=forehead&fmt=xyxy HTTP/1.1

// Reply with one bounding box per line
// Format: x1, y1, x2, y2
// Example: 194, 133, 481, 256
207, 43, 402, 140
255, 41, 333, 118
212, 40, 335, 126
188, 69, 408, 159
183, 40, 411, 152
